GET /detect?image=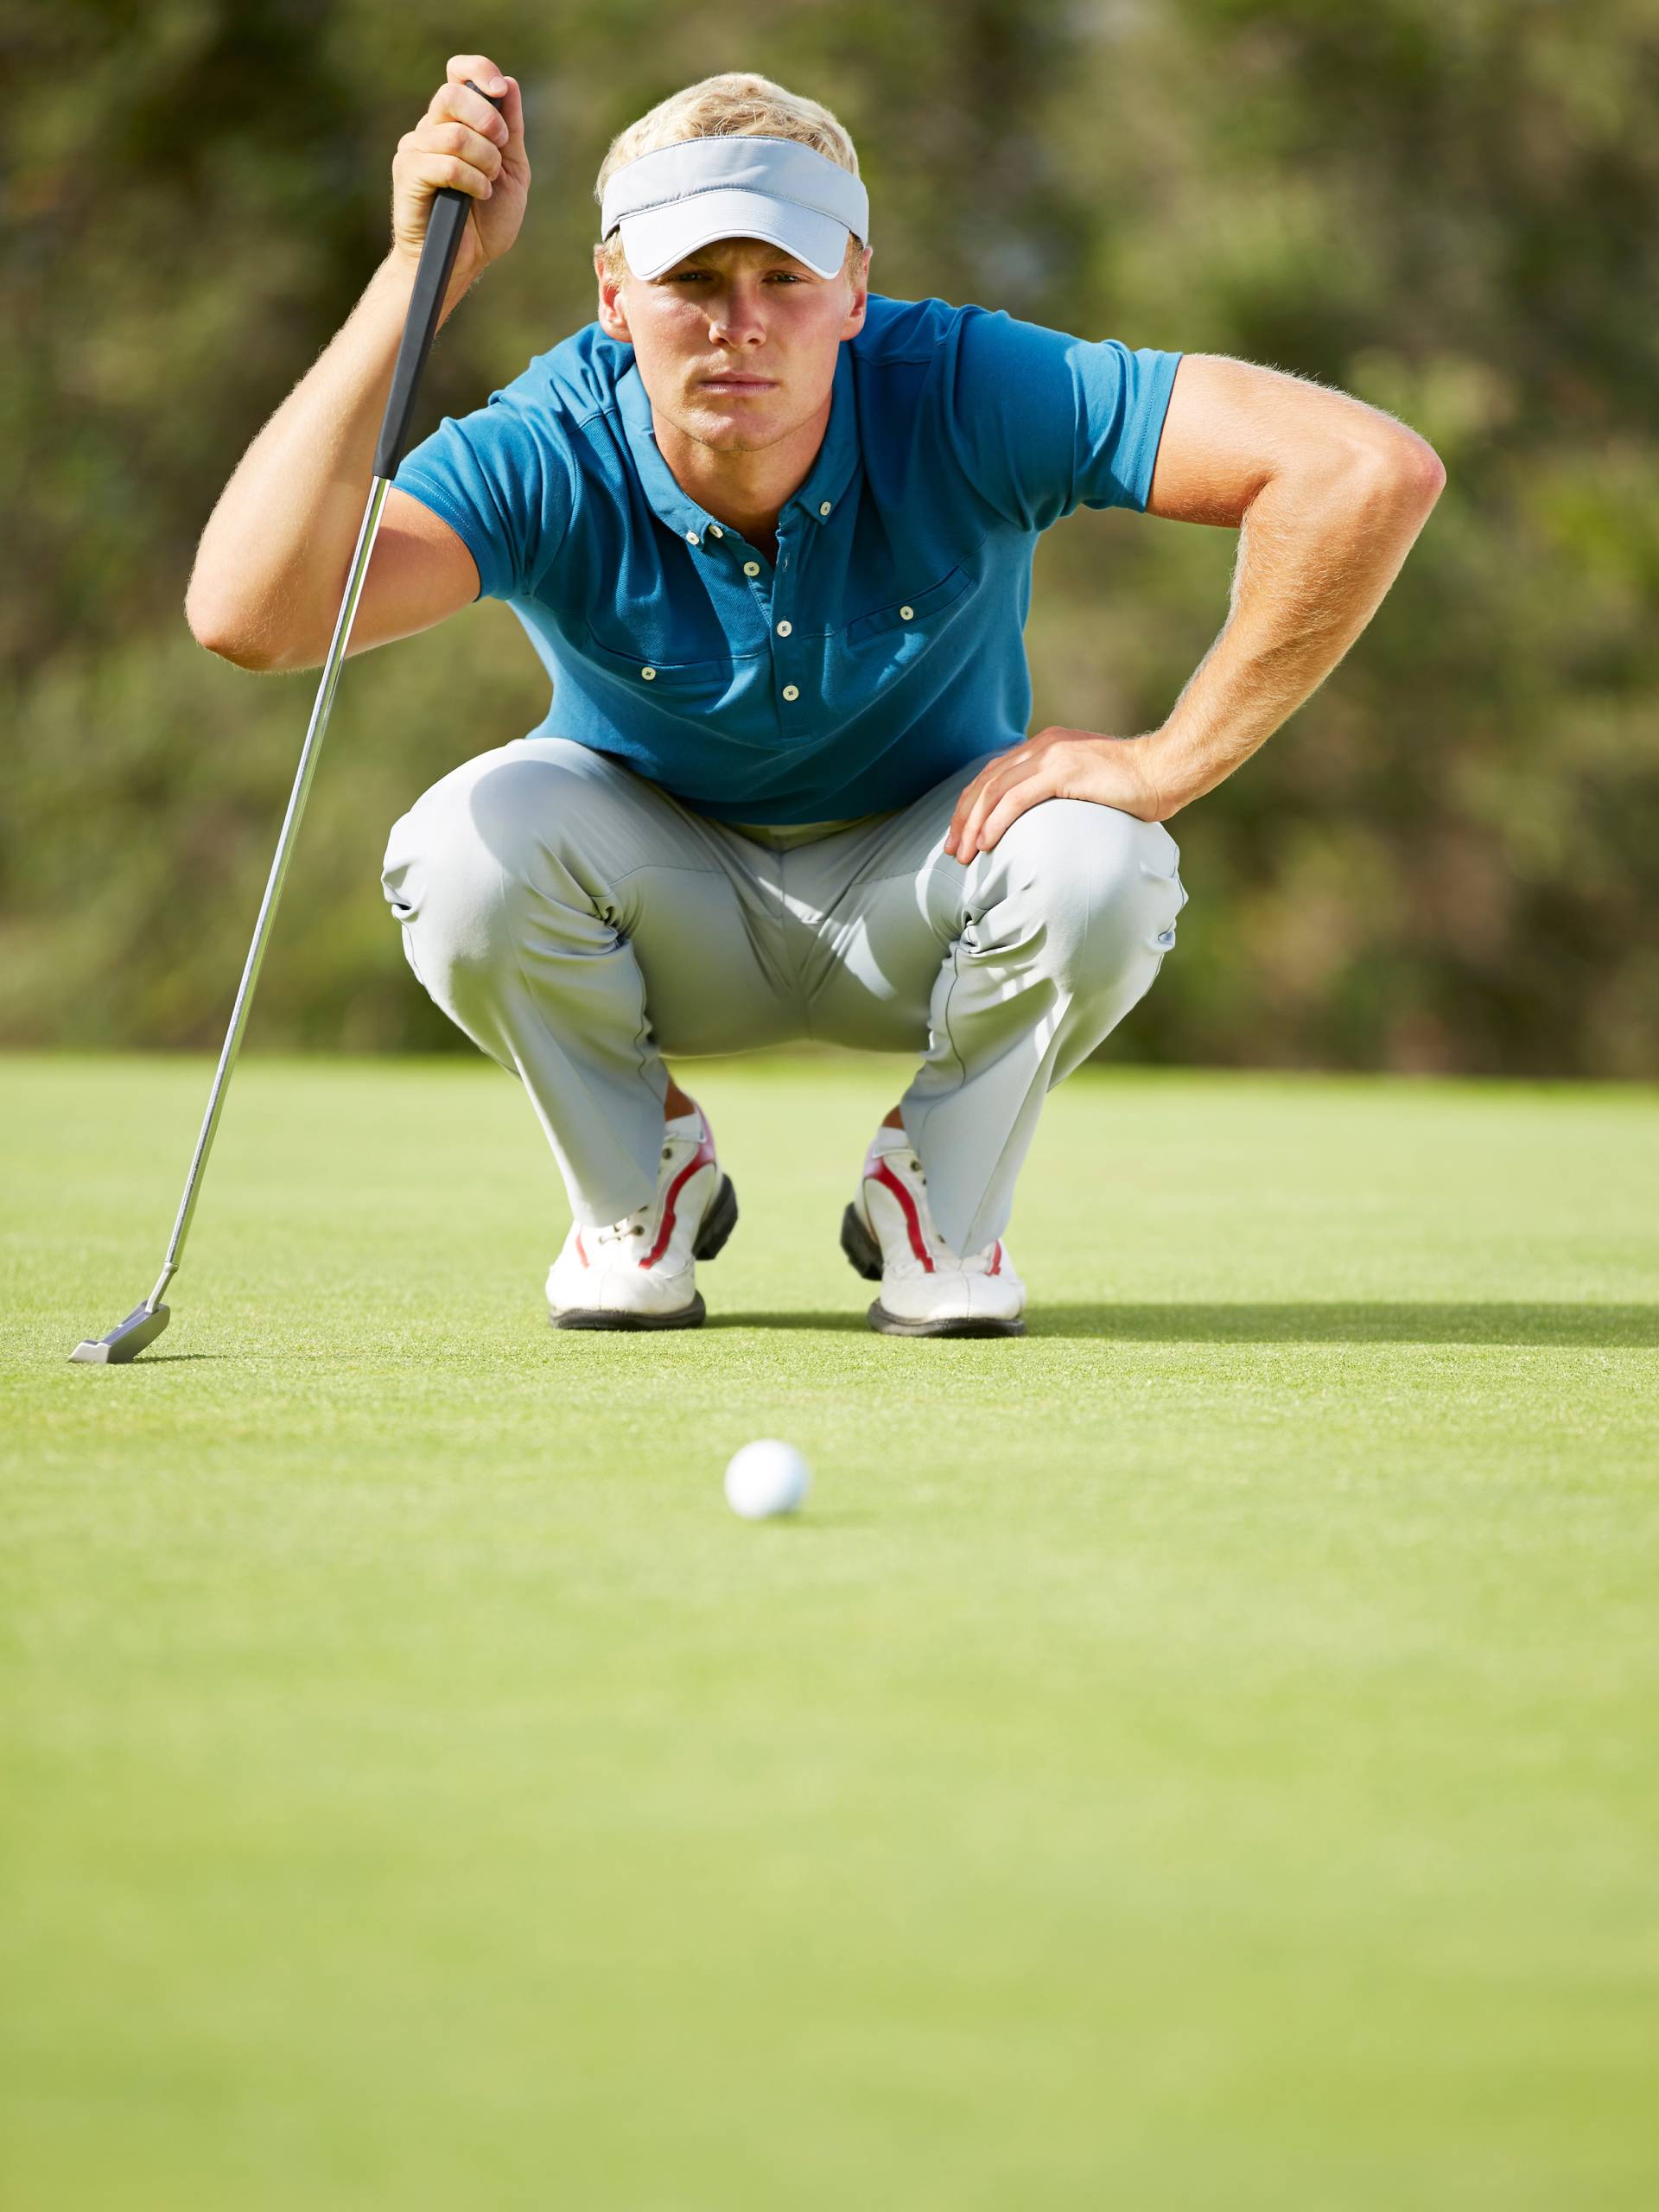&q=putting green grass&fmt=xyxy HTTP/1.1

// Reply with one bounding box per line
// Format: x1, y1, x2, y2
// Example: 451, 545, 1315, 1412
3, 1051, 1657, 2210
